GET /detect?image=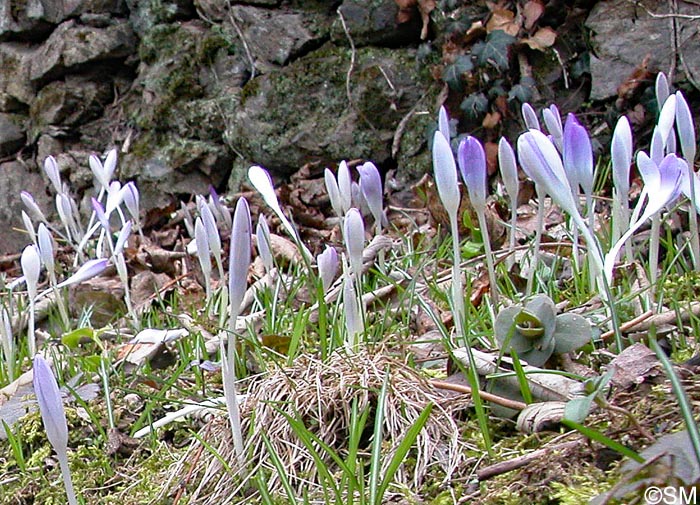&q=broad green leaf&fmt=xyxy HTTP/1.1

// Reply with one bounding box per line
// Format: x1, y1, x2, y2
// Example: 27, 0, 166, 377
472, 30, 516, 70
61, 327, 95, 349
